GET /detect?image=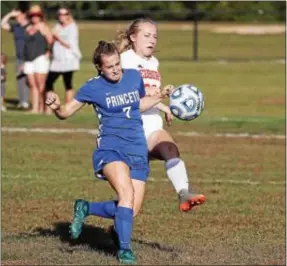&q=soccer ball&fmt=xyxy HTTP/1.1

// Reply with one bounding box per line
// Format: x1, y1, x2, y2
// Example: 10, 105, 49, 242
169, 84, 204, 121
